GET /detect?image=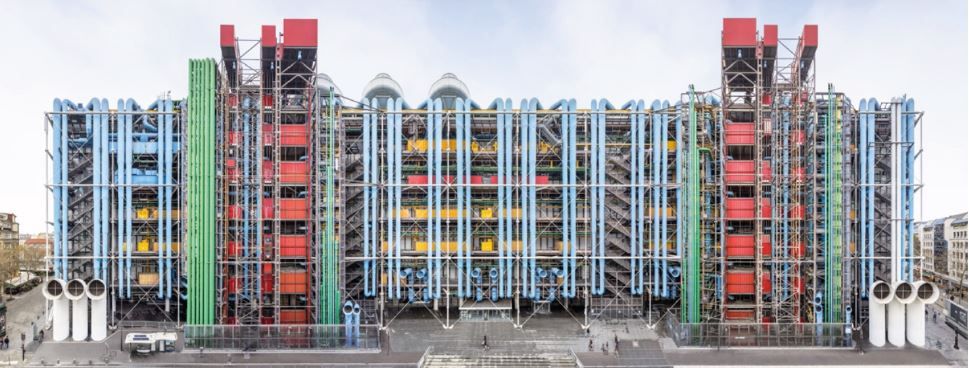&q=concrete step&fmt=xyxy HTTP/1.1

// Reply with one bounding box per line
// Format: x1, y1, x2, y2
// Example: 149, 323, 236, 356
422, 353, 577, 368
